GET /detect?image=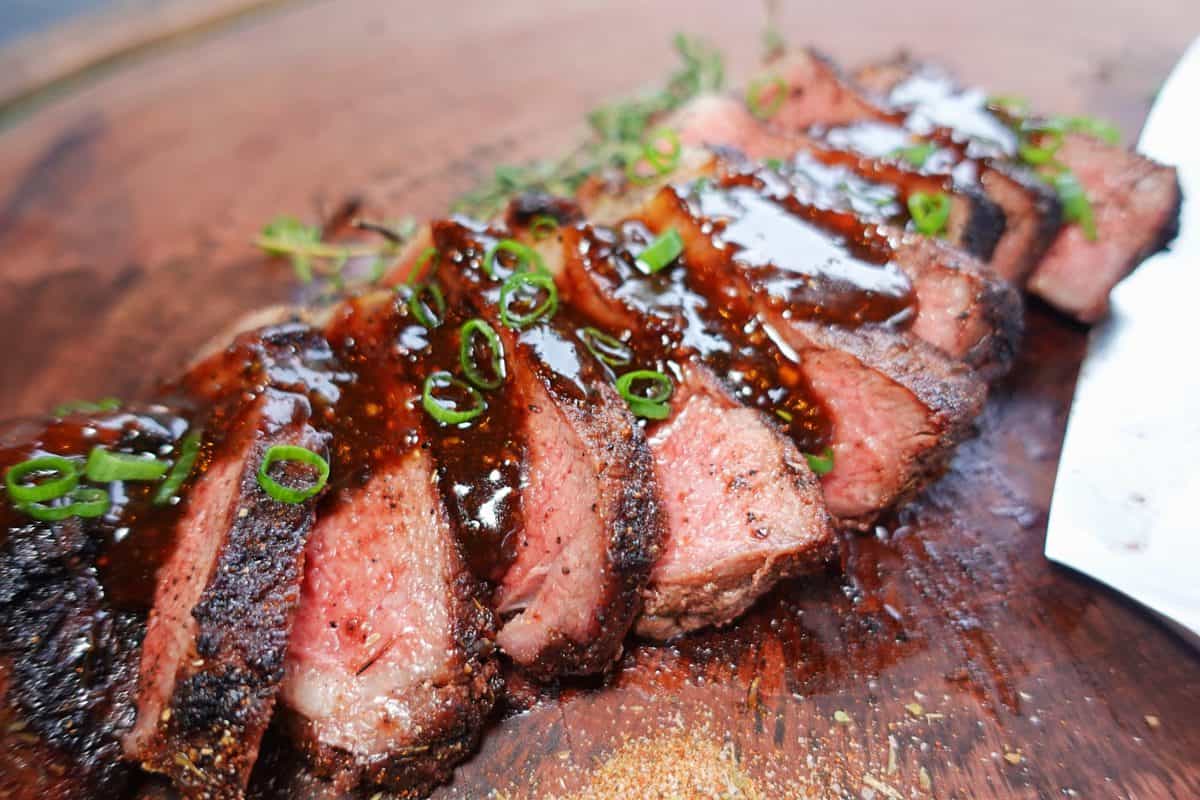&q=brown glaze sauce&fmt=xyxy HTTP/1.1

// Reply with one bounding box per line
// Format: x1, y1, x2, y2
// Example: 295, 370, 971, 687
689, 168, 915, 326
0, 407, 195, 612
374, 217, 618, 583
560, 196, 834, 451
322, 274, 527, 584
